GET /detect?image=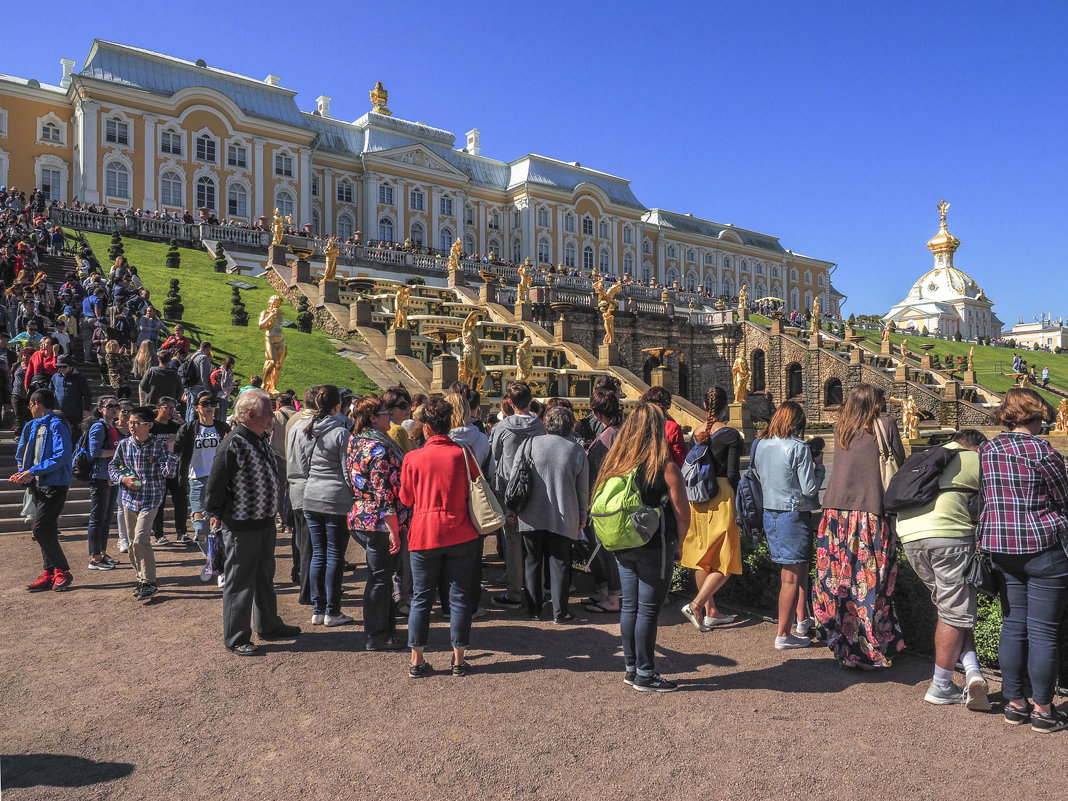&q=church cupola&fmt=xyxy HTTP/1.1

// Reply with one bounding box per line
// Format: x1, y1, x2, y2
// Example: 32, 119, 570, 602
926, 198, 961, 268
